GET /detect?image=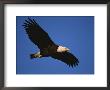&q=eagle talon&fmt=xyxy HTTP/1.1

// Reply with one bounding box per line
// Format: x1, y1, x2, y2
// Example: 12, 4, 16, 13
38, 55, 42, 58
